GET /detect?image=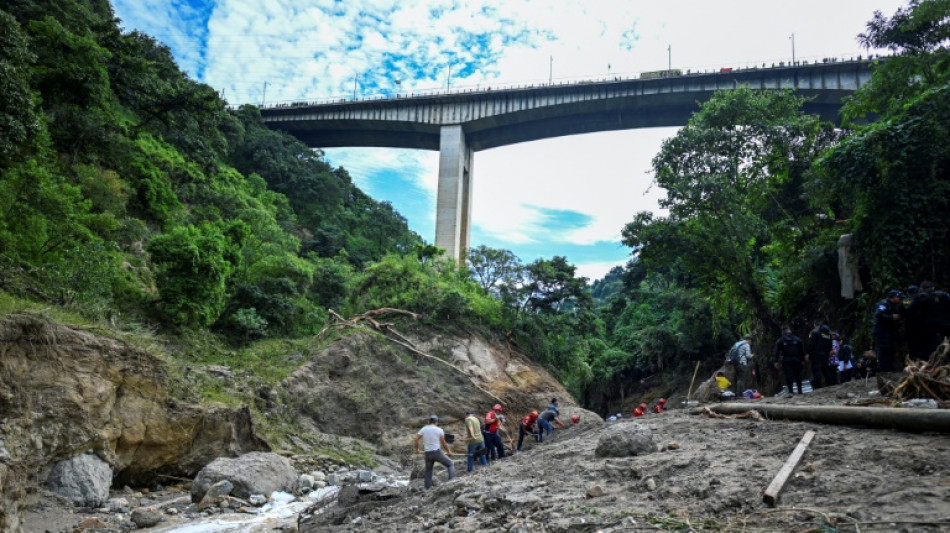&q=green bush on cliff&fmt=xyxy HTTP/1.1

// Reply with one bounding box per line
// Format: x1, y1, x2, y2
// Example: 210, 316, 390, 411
346, 254, 504, 328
